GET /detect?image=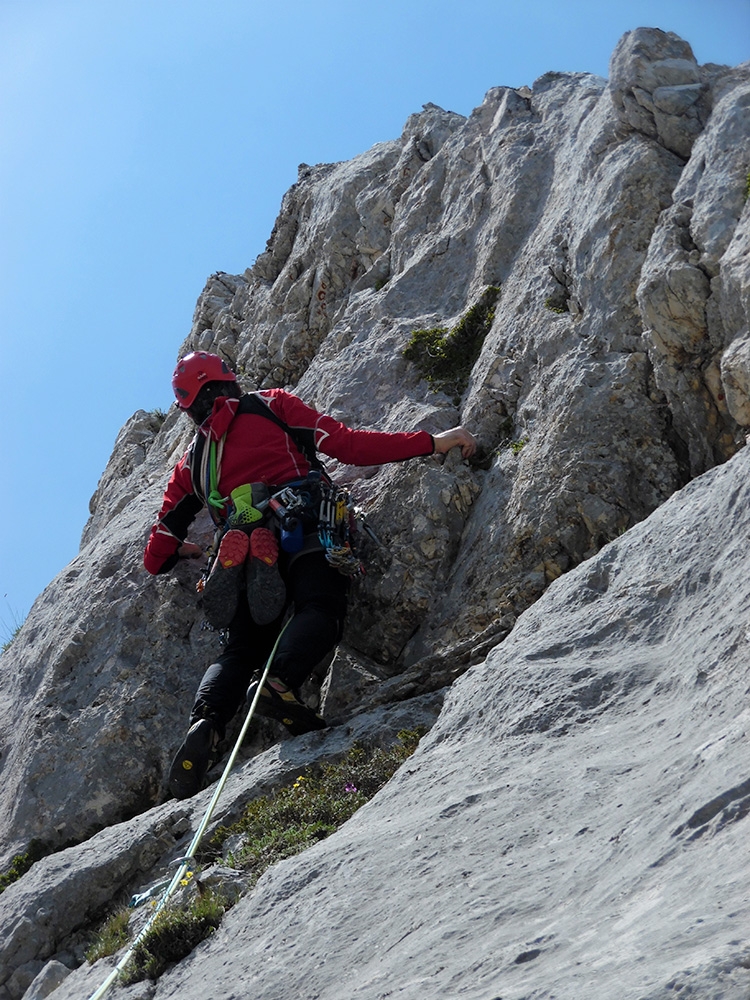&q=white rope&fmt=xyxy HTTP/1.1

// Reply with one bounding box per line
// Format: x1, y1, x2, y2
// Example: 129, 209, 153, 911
87, 623, 286, 1000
